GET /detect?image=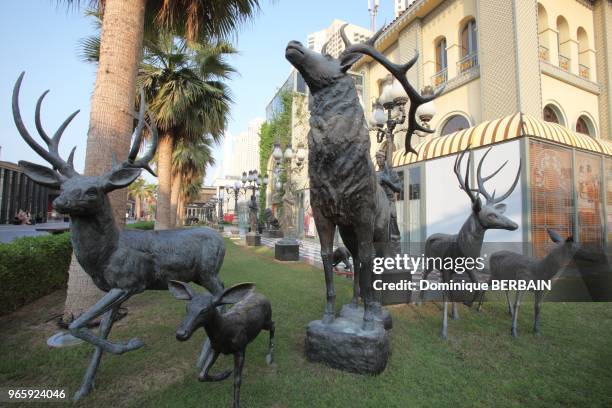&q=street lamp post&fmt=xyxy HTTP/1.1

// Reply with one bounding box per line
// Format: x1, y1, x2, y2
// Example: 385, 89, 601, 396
225, 181, 245, 230
274, 142, 306, 261
242, 169, 267, 246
